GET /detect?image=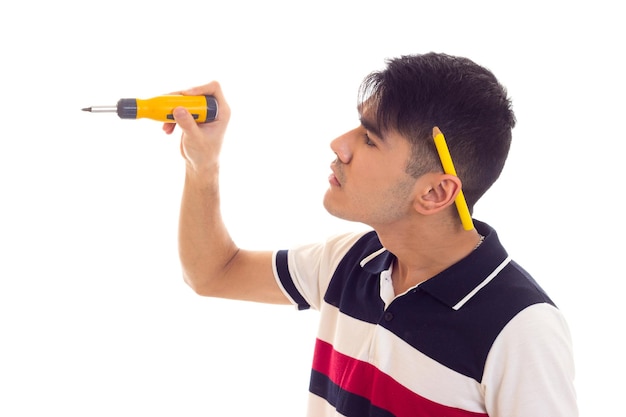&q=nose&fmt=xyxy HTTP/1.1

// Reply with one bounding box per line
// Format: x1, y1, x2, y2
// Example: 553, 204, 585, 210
330, 128, 357, 164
